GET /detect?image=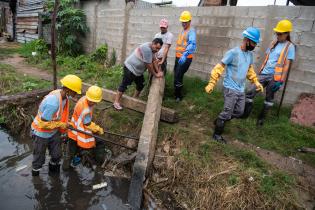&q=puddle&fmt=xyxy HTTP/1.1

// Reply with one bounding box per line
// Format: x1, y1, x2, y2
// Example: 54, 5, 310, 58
0, 128, 131, 210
